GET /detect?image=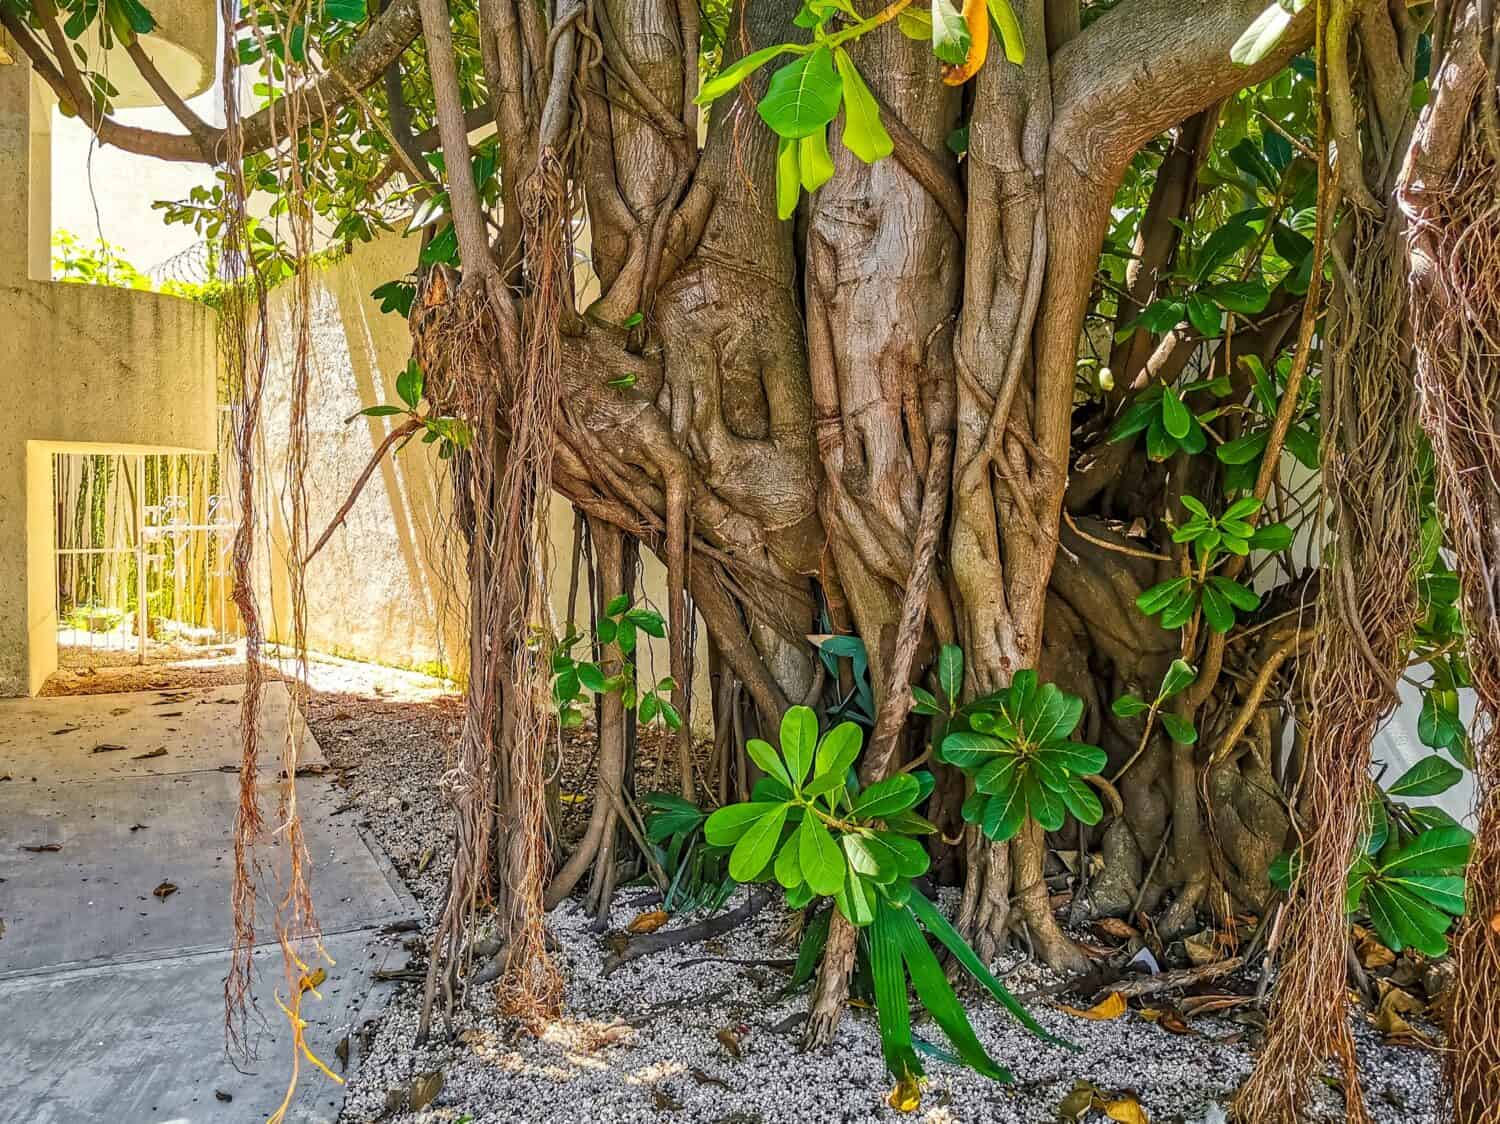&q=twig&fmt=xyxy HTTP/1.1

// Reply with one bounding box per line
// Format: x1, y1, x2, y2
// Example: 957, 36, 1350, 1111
304, 417, 421, 563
